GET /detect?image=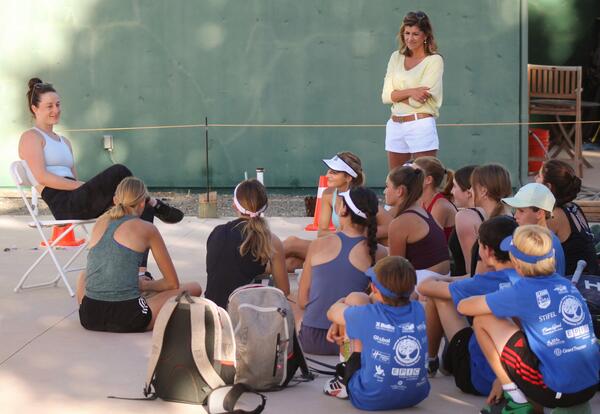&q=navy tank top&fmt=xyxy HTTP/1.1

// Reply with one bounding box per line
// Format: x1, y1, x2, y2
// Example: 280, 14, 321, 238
399, 209, 449, 270
302, 233, 369, 329
561, 203, 599, 275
